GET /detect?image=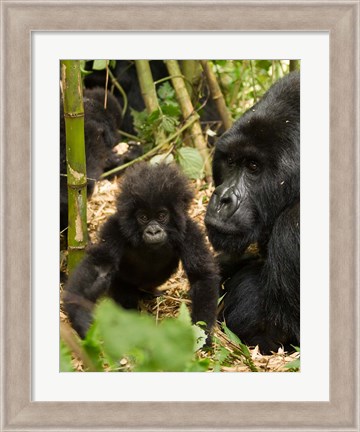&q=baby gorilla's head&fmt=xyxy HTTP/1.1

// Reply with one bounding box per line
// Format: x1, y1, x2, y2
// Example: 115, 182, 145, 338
116, 162, 194, 248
